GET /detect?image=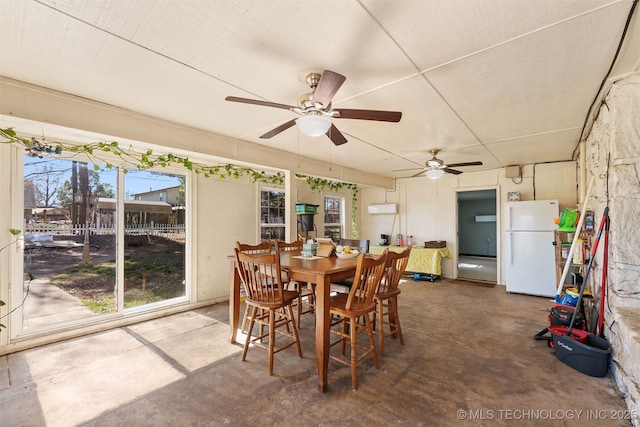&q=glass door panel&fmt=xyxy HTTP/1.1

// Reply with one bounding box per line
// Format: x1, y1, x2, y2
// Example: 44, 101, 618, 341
23, 157, 117, 329
123, 171, 186, 309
